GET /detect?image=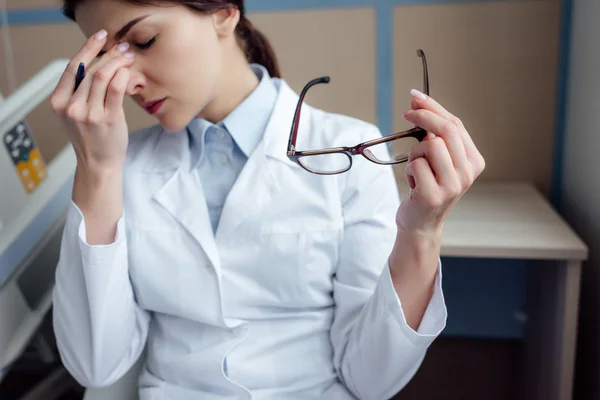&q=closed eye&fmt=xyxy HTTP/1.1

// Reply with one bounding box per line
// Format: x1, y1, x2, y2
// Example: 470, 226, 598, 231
136, 36, 156, 50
